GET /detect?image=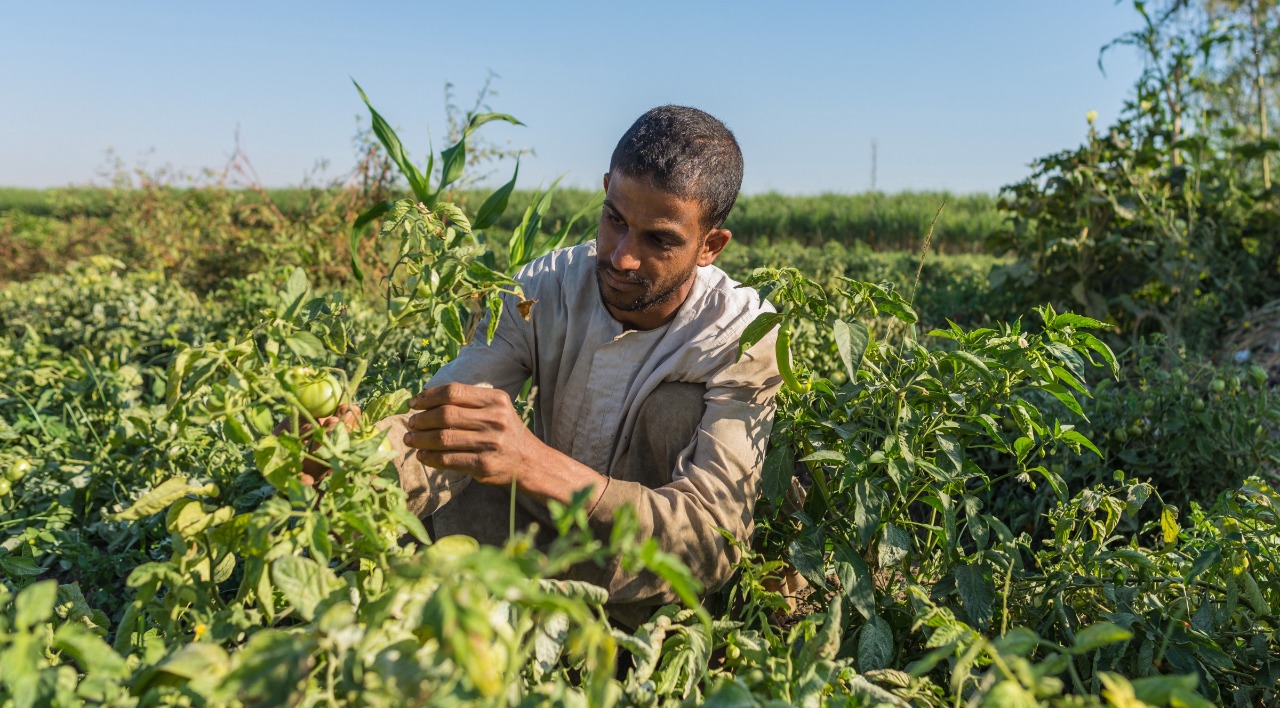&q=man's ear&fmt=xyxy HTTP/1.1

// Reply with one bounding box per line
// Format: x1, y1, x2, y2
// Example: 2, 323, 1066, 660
698, 228, 732, 267
602, 172, 611, 191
